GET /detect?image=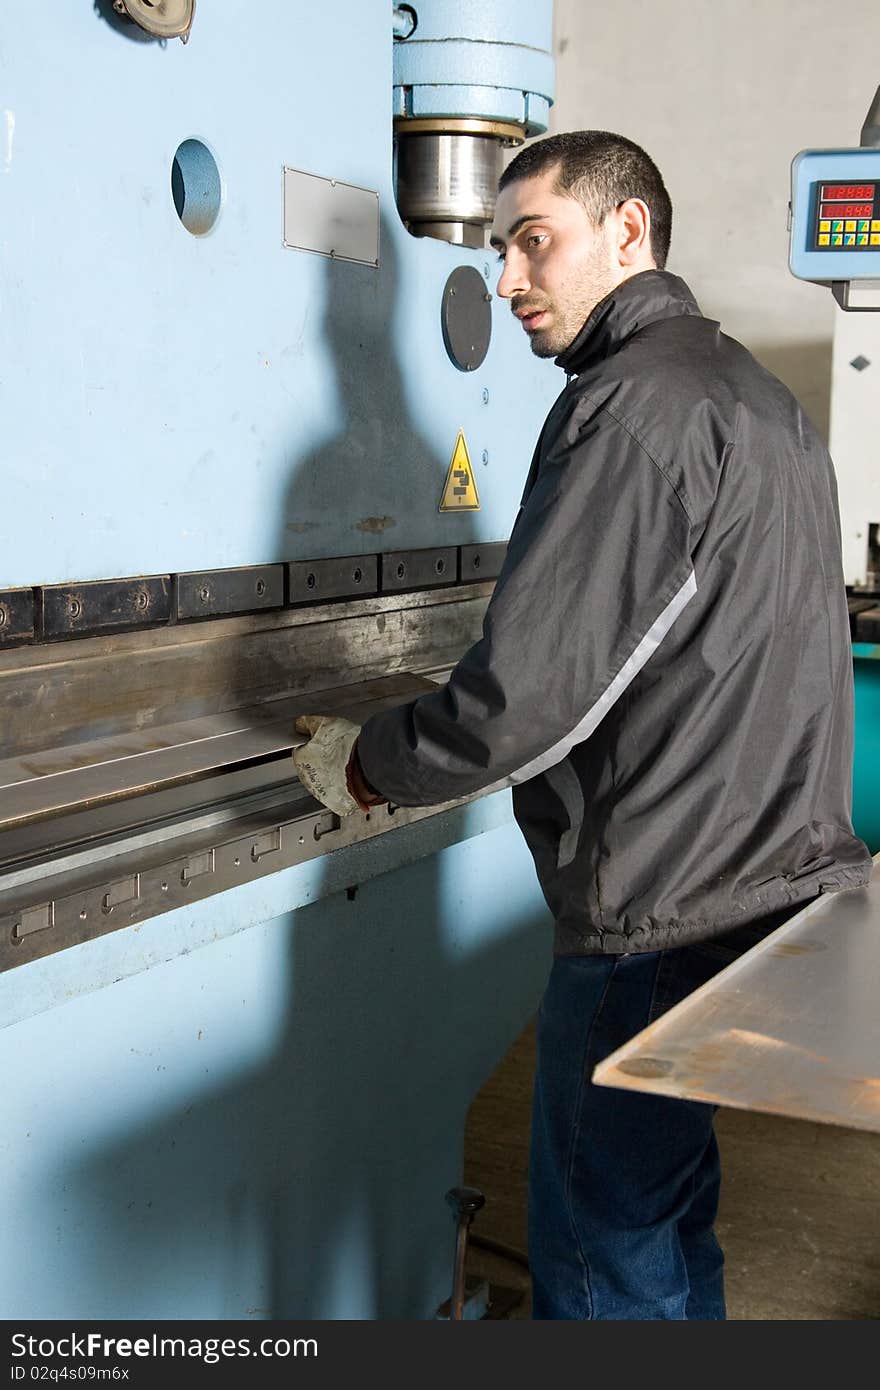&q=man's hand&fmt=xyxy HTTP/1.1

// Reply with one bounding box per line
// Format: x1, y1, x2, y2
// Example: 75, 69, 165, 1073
292, 714, 362, 817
